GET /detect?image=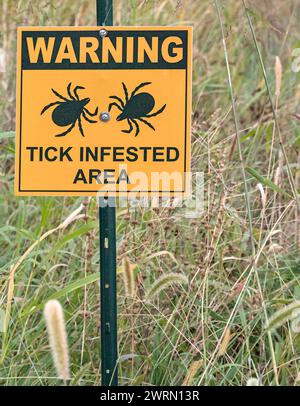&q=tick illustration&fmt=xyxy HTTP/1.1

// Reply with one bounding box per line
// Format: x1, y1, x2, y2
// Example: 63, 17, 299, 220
108, 82, 166, 137
41, 83, 98, 137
